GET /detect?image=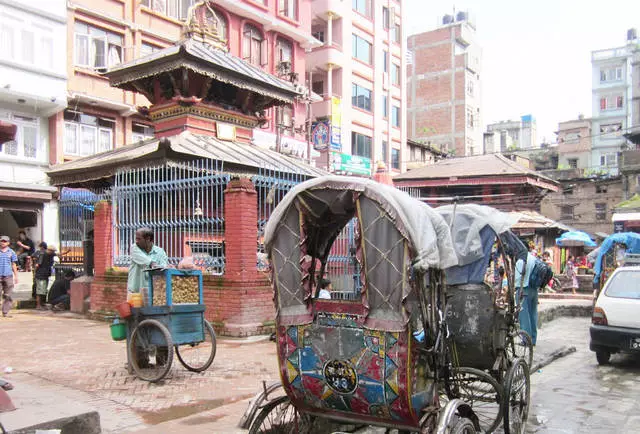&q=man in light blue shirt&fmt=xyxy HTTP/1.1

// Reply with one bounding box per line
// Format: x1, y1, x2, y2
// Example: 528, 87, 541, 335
127, 228, 168, 296
515, 251, 539, 345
